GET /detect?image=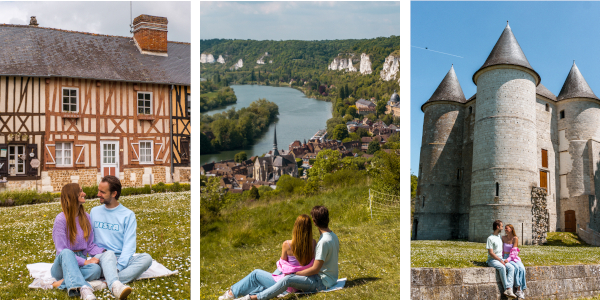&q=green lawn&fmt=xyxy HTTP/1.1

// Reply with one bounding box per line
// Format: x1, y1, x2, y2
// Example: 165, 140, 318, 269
411, 232, 600, 268
0, 192, 190, 299
201, 185, 399, 299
